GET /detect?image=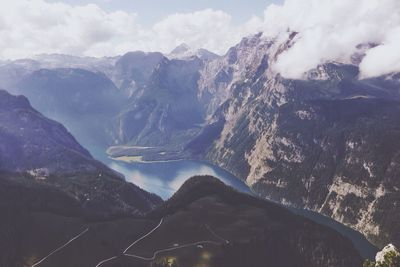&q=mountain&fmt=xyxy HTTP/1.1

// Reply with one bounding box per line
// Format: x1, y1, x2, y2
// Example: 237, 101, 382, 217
168, 43, 220, 61
16, 68, 127, 150
0, 90, 163, 266
0, 55, 117, 94
112, 56, 205, 150
0, 52, 211, 161
0, 89, 95, 173
32, 54, 118, 75
1, 32, 399, 251
0, 81, 373, 266
0, 59, 41, 93
170, 43, 191, 56
198, 32, 272, 115
0, 91, 163, 267
0, 90, 161, 218
145, 176, 364, 267
109, 48, 219, 150
0, 47, 216, 98
111, 51, 164, 98
185, 33, 400, 248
